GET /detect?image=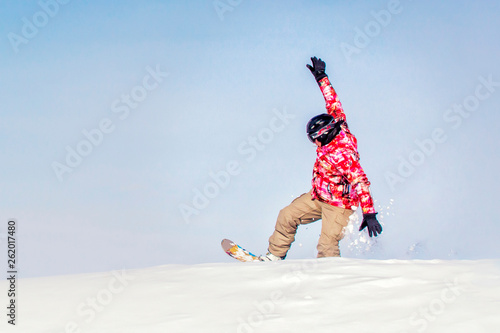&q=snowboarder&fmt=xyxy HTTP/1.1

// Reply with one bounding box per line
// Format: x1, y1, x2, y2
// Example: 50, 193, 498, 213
260, 57, 382, 261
